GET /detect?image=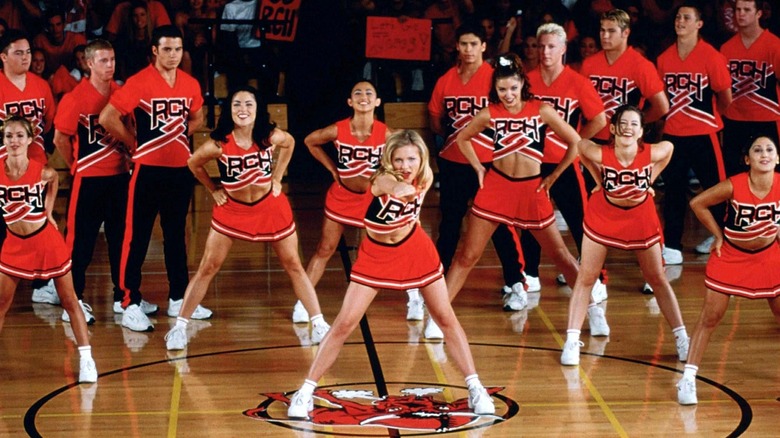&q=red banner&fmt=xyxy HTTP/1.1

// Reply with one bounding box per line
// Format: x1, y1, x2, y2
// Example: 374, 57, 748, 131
257, 0, 300, 42
365, 17, 431, 61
